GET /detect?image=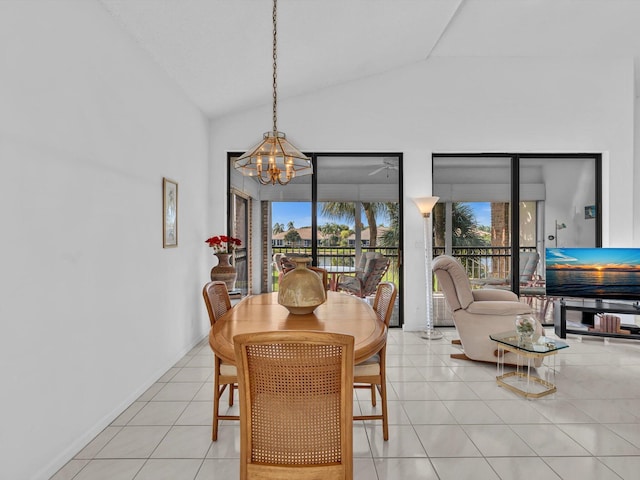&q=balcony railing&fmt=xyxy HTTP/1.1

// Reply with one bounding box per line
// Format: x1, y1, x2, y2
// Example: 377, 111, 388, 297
433, 246, 538, 282
271, 246, 399, 291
